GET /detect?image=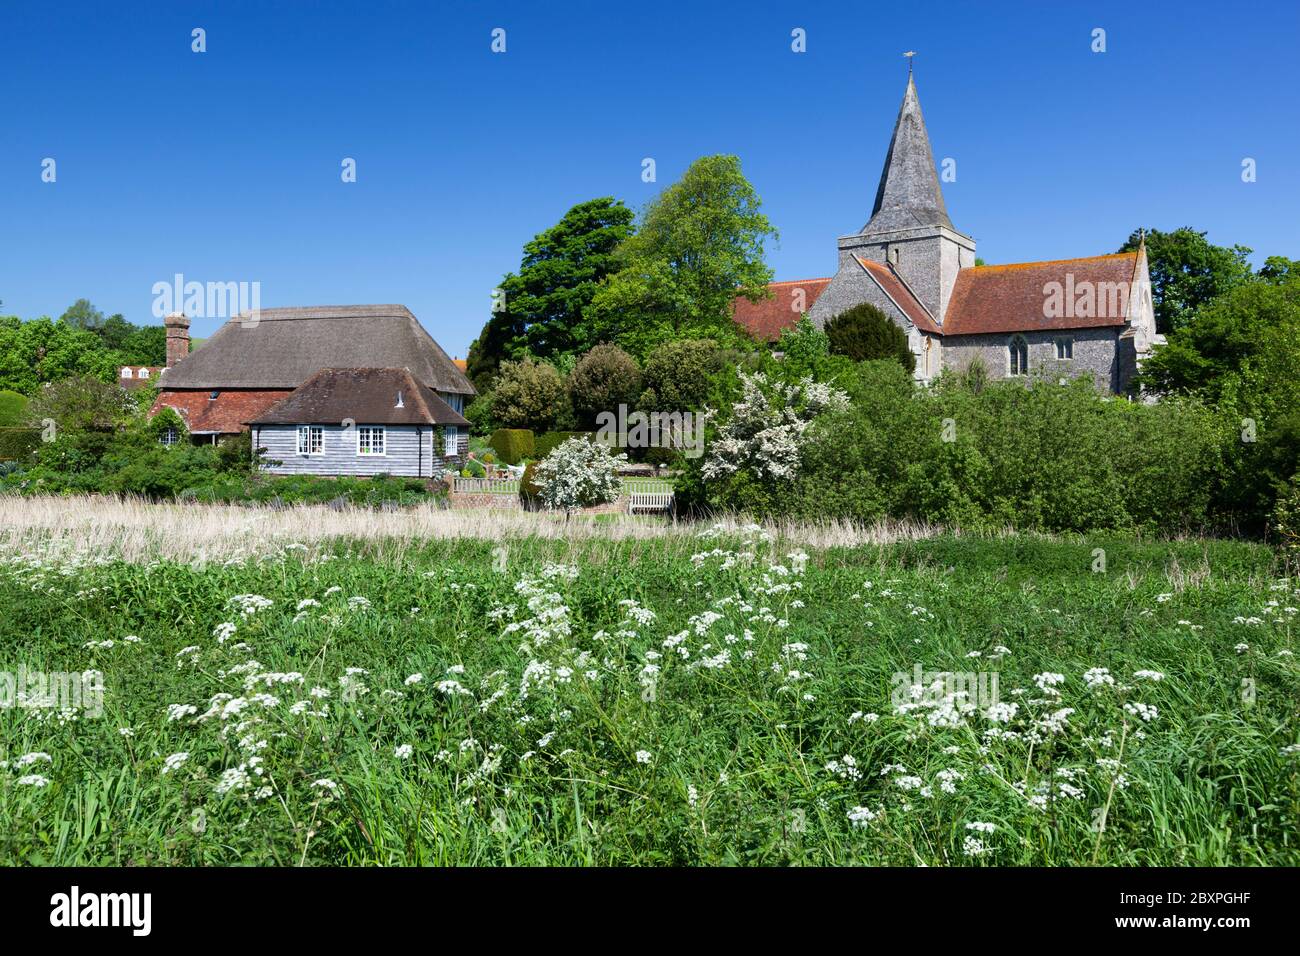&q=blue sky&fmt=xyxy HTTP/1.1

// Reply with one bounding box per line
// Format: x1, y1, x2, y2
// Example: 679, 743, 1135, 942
2, 0, 1297, 356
